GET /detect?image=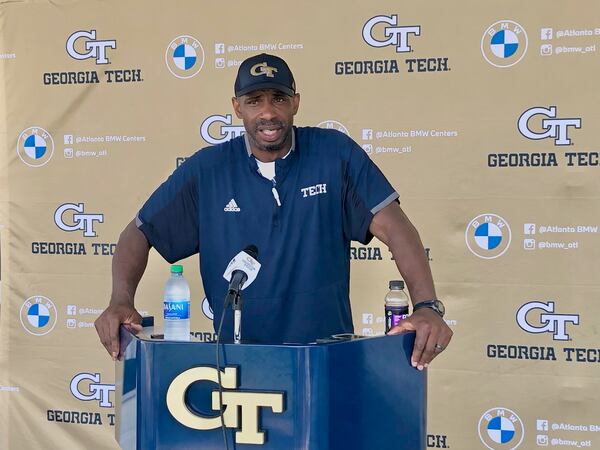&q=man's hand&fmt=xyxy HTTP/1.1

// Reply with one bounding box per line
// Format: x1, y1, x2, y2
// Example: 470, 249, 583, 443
94, 302, 143, 361
388, 308, 452, 370
95, 219, 150, 360
369, 203, 452, 370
